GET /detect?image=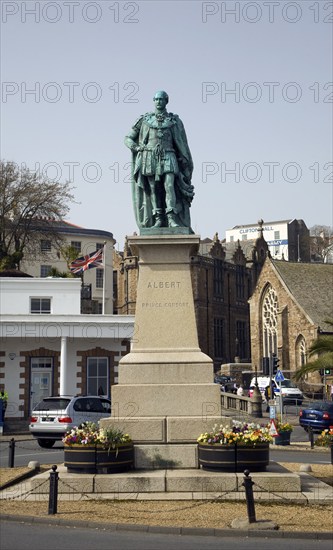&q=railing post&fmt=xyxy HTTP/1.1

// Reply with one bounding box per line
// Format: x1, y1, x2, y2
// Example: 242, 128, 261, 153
242, 470, 256, 523
48, 465, 59, 515
8, 438, 15, 468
